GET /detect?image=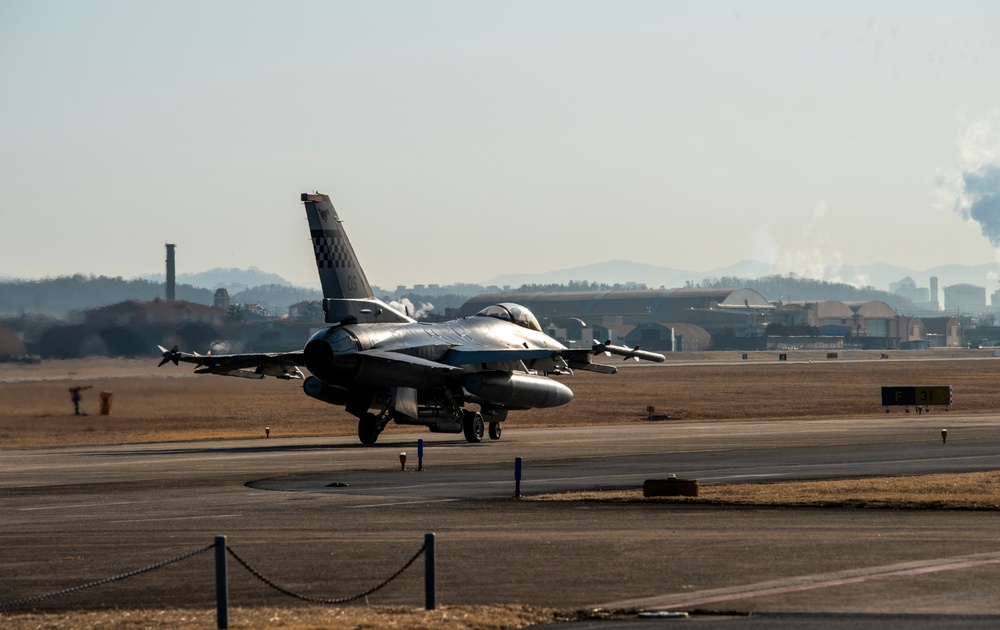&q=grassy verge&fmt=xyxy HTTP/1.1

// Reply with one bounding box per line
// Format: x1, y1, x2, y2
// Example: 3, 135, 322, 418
530, 471, 1000, 509
0, 604, 622, 630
